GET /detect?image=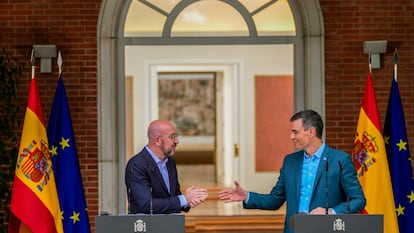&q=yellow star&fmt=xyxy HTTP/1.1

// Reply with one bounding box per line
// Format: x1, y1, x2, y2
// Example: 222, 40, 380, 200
407, 191, 414, 203
60, 211, 64, 220
396, 204, 405, 216
384, 135, 390, 145
70, 211, 80, 224
50, 145, 58, 157
396, 139, 407, 151
60, 137, 70, 150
